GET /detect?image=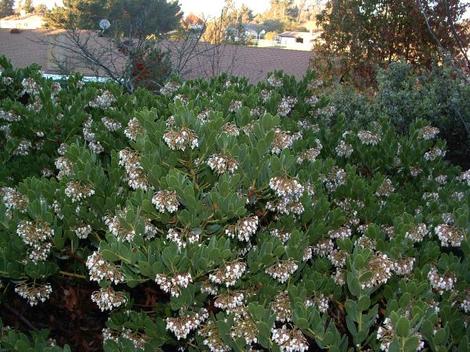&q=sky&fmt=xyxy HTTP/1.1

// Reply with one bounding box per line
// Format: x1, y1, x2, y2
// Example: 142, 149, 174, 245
20, 0, 272, 18
17, 0, 470, 20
